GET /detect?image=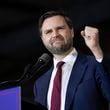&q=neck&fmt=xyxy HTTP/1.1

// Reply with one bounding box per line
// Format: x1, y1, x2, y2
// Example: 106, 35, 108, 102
53, 47, 74, 61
